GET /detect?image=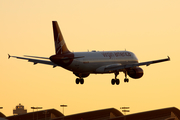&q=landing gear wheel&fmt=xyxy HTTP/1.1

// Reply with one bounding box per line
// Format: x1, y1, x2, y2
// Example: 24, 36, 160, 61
76, 78, 80, 84
124, 78, 129, 83
111, 79, 120, 85
111, 79, 116, 85
80, 79, 84, 84
76, 78, 84, 84
116, 79, 120, 85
